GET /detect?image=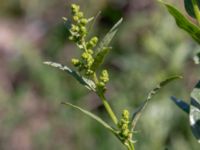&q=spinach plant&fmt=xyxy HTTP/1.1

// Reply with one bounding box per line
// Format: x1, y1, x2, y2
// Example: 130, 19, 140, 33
44, 3, 181, 150
159, 0, 200, 143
